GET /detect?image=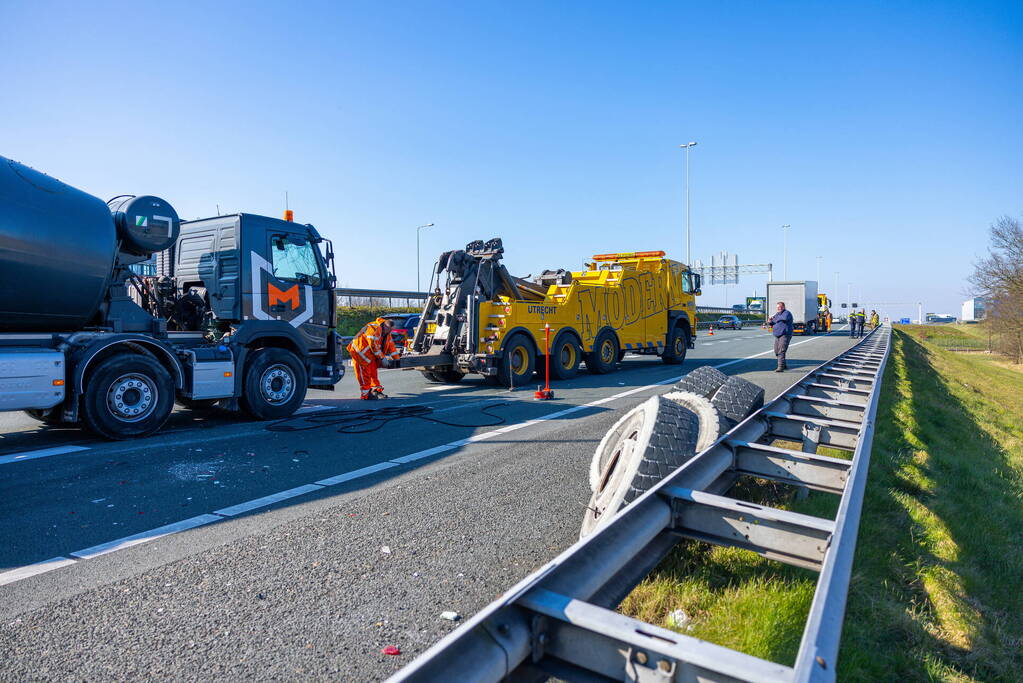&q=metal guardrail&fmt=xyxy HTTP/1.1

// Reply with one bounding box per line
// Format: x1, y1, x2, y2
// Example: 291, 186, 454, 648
391, 325, 891, 682
336, 288, 429, 307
